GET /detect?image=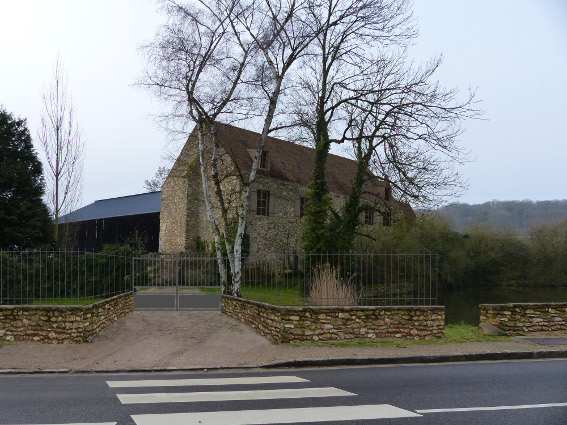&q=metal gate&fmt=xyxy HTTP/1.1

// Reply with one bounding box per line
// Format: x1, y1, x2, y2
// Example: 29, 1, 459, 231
132, 256, 222, 311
